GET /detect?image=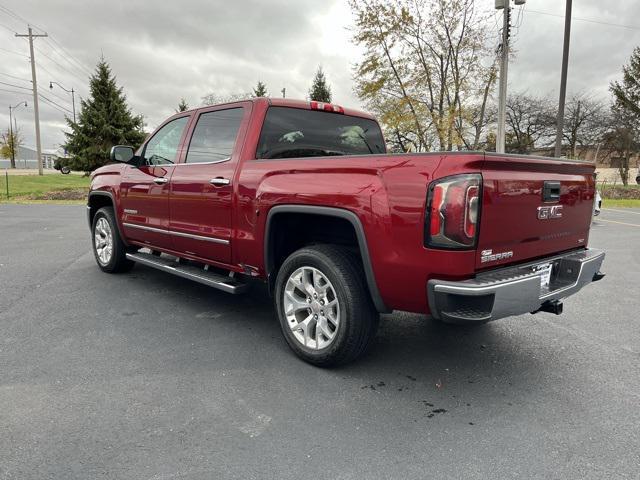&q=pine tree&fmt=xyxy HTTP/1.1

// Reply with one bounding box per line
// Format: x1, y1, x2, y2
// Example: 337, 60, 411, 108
611, 46, 640, 127
308, 66, 332, 103
253, 81, 267, 97
609, 47, 640, 185
64, 59, 145, 173
176, 98, 189, 112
